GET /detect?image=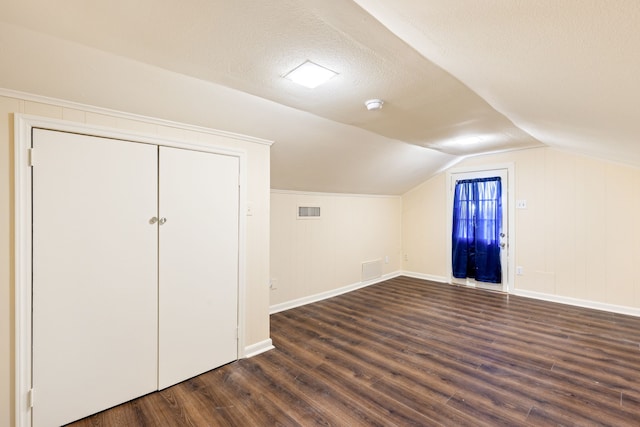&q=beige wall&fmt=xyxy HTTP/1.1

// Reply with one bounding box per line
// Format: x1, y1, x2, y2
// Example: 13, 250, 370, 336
0, 95, 271, 426
402, 146, 640, 310
402, 173, 449, 280
270, 190, 402, 308
0, 96, 19, 427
